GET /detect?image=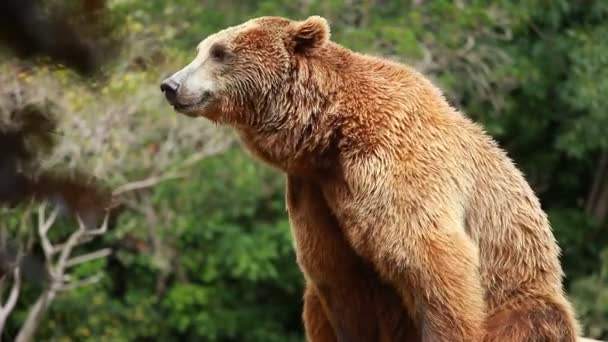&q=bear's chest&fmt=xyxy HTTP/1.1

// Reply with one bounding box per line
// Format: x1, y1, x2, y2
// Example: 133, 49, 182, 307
318, 181, 382, 259
285, 177, 354, 281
